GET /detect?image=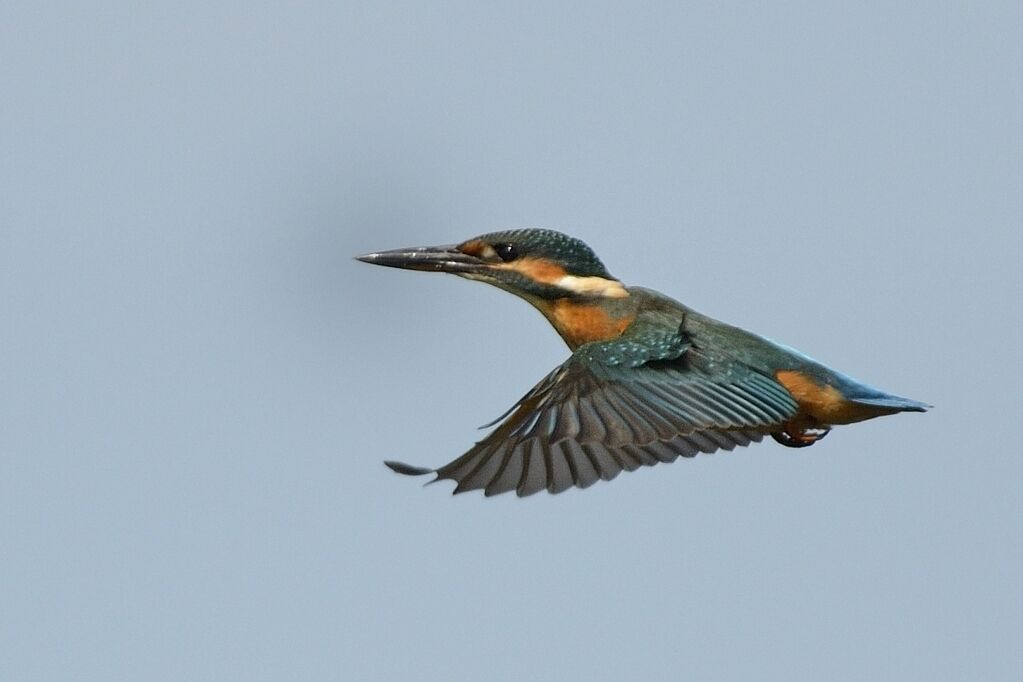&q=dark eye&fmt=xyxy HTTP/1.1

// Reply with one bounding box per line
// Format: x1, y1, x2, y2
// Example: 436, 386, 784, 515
494, 243, 519, 262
